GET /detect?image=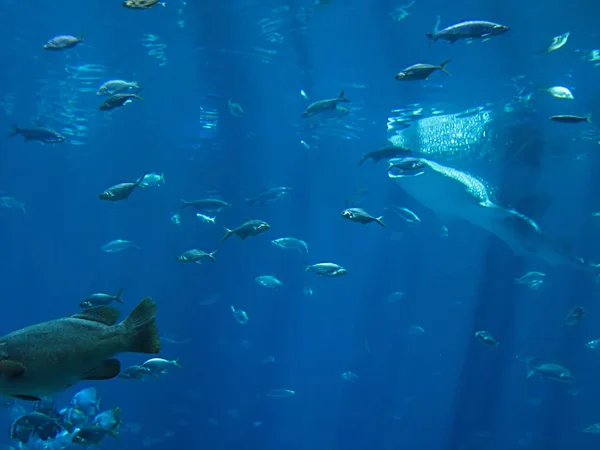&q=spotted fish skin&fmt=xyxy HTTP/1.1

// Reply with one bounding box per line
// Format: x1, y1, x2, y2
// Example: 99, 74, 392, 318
0, 298, 160, 401
387, 157, 590, 270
